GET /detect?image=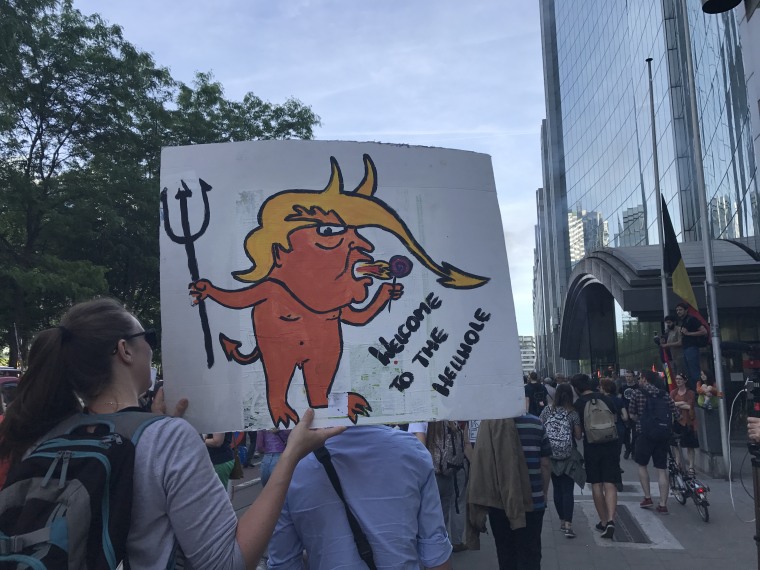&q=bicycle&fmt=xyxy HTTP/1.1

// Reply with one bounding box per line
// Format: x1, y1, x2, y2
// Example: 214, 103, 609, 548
667, 436, 710, 522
